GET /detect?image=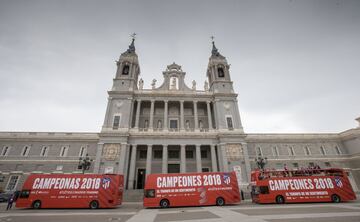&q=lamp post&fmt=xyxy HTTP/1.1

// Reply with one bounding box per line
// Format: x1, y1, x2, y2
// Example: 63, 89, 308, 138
255, 156, 268, 171
78, 154, 93, 174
